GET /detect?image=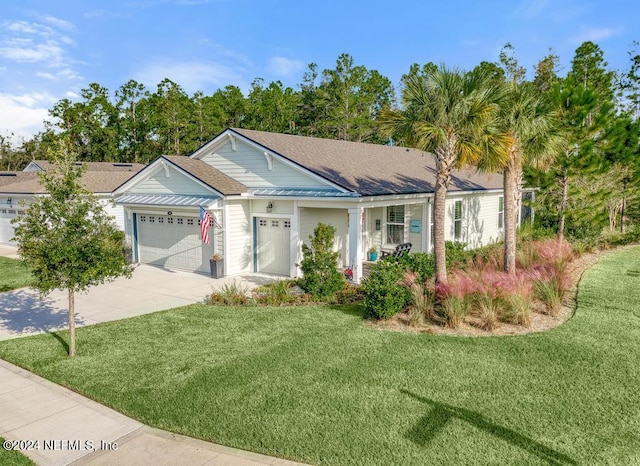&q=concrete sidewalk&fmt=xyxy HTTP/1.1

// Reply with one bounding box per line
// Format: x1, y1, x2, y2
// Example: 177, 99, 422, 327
0, 244, 275, 341
0, 360, 304, 465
